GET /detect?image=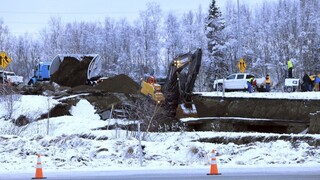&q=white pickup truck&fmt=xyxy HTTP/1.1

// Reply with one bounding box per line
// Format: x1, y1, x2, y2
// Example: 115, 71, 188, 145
213, 73, 264, 92
0, 70, 24, 85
